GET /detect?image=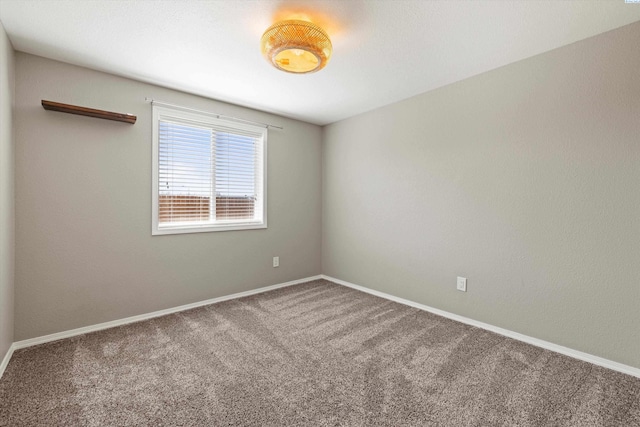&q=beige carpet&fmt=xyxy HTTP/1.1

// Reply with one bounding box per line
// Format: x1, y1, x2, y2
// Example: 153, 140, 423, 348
1, 279, 639, 426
